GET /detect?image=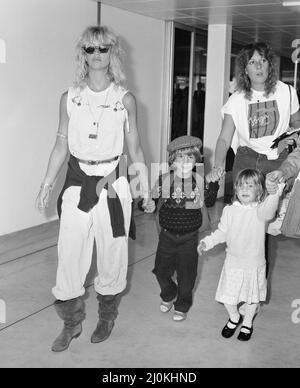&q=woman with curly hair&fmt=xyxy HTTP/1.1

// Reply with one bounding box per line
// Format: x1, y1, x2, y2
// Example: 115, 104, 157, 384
209, 41, 300, 183
74, 25, 126, 89
36, 25, 153, 352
